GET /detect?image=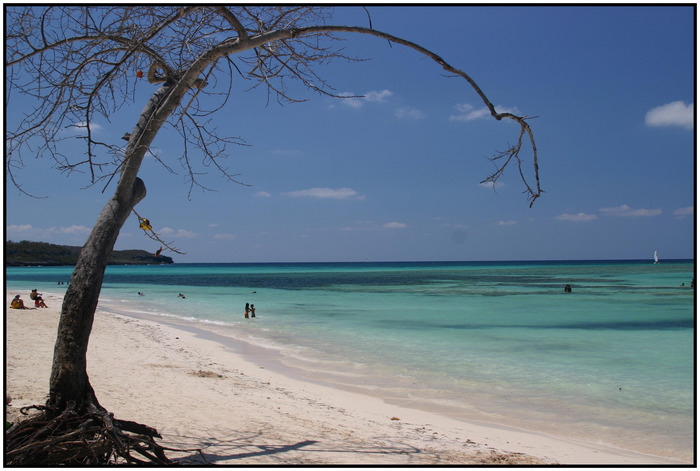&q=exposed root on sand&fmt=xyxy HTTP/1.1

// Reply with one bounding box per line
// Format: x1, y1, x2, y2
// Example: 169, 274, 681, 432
4, 405, 207, 465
